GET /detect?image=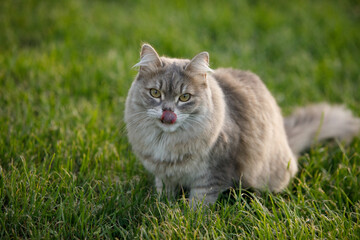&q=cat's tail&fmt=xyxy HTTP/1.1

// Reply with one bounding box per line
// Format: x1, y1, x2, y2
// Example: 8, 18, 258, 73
284, 103, 360, 155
